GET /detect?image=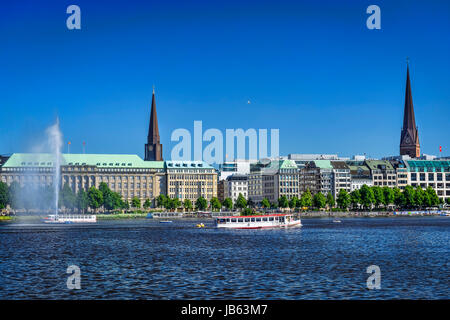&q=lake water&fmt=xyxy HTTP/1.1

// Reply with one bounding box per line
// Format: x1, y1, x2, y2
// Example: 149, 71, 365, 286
0, 217, 448, 299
